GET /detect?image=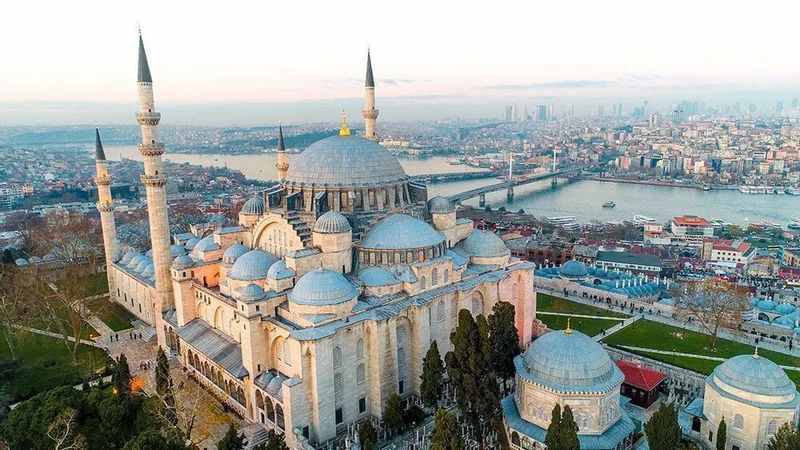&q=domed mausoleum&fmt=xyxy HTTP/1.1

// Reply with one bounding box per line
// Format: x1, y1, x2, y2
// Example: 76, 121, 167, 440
503, 328, 635, 450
